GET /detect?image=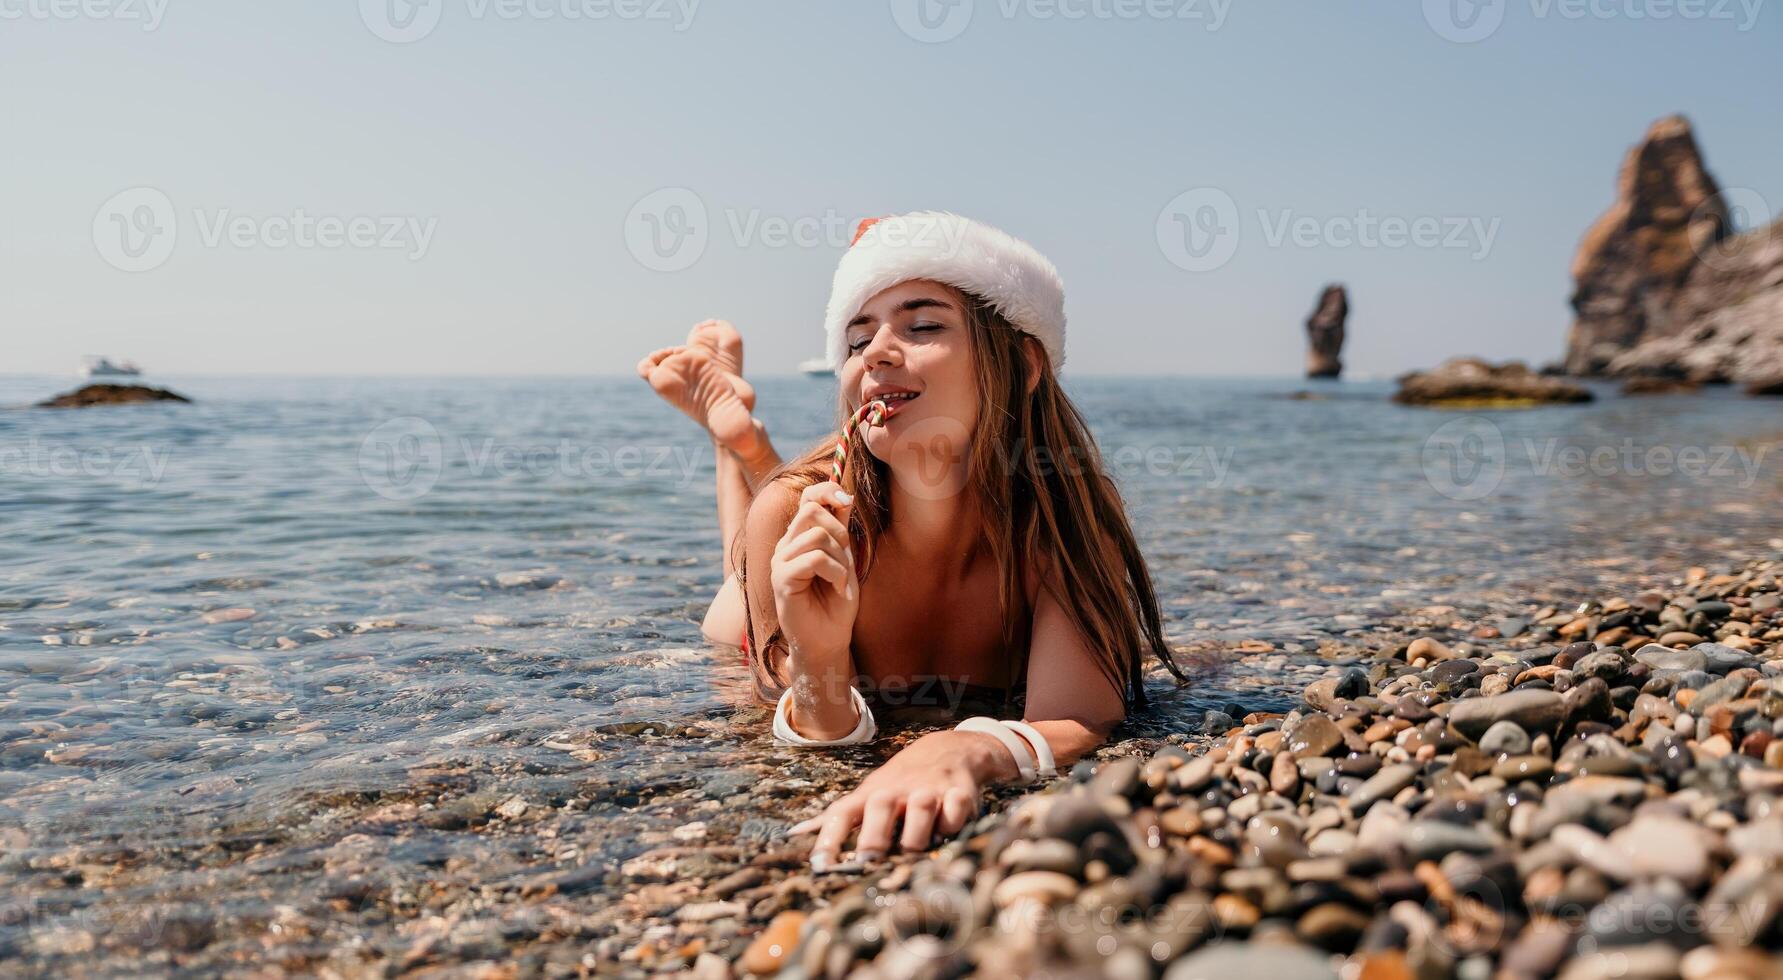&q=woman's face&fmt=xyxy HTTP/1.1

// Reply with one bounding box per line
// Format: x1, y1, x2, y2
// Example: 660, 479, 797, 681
839, 279, 977, 495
